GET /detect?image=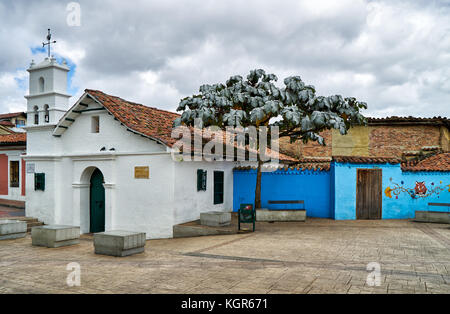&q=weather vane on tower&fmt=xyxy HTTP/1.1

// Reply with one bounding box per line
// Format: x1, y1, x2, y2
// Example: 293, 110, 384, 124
42, 28, 56, 58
